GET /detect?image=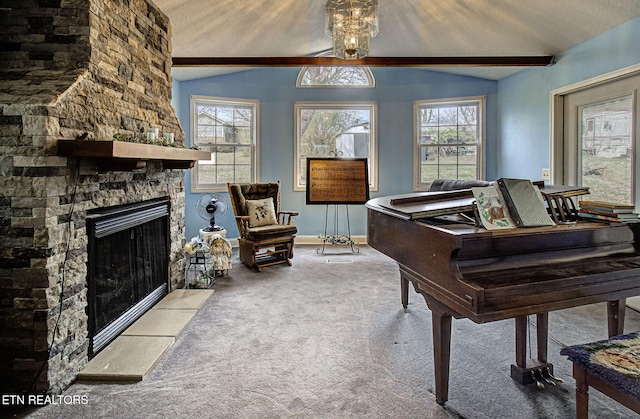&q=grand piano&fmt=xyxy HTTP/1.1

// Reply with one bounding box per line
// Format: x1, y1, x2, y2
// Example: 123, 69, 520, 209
366, 183, 640, 405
